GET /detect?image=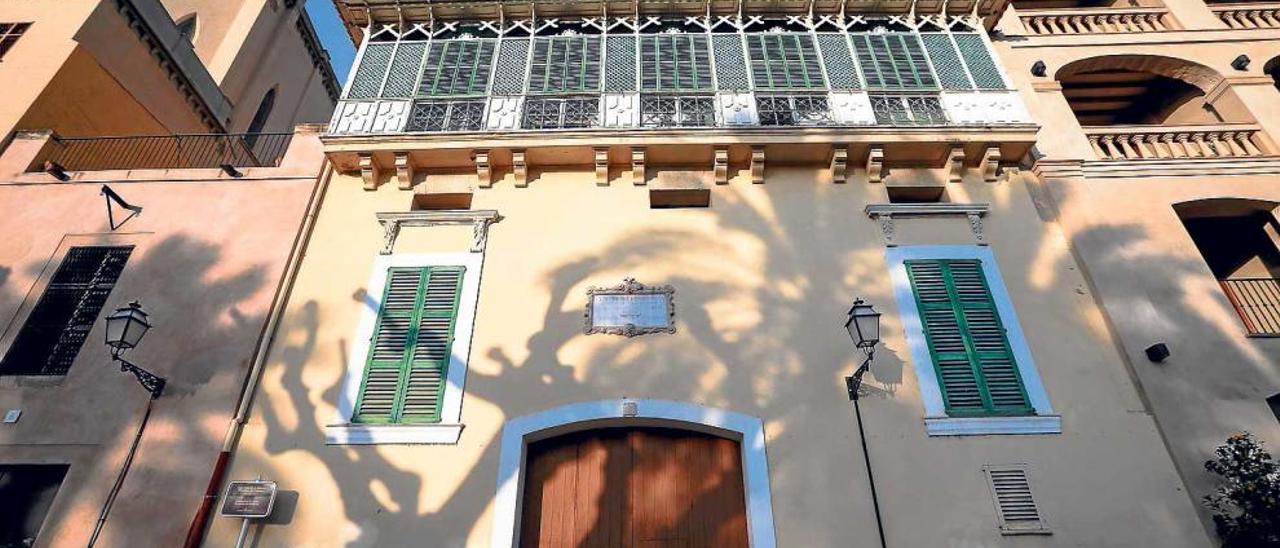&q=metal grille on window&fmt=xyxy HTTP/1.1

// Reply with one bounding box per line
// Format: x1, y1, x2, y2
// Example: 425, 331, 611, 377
382, 42, 428, 98
920, 34, 972, 90
640, 35, 713, 91
871, 94, 947, 125
418, 40, 497, 97
817, 33, 861, 90
0, 246, 132, 376
954, 33, 1006, 89
711, 34, 751, 90
756, 94, 832, 126
640, 95, 716, 127
521, 97, 600, 129
528, 37, 602, 94
348, 42, 394, 99
984, 465, 1050, 535
745, 34, 825, 90
851, 34, 936, 90
491, 39, 531, 95
407, 100, 486, 131
0, 22, 31, 60
604, 35, 637, 92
